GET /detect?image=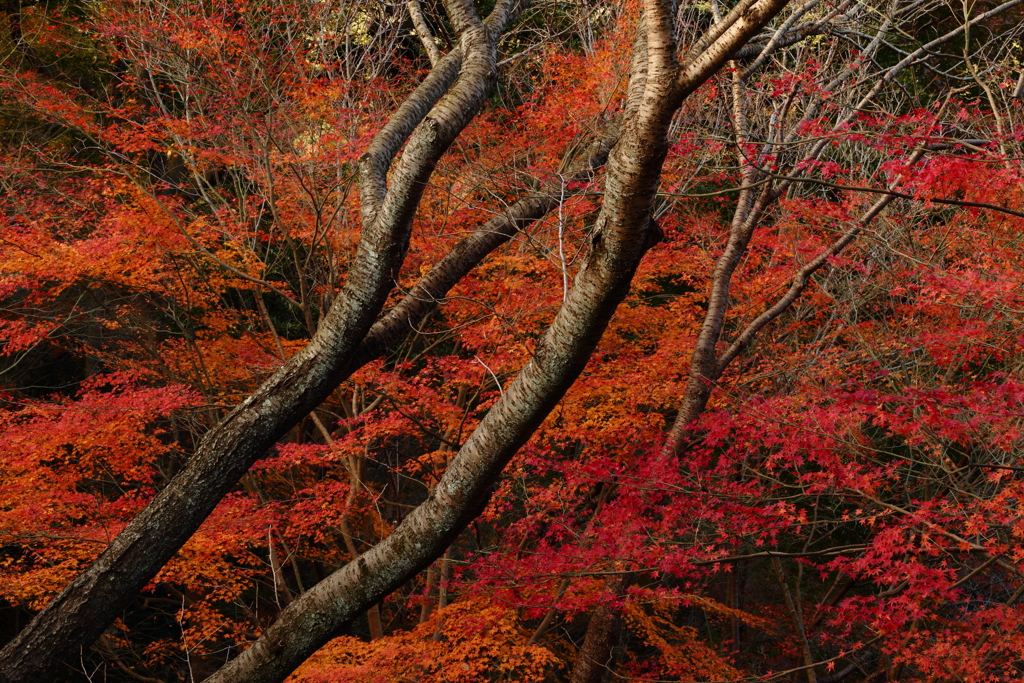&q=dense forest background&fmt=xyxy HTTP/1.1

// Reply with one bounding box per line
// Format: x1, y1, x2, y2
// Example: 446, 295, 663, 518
2, 0, 1024, 680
